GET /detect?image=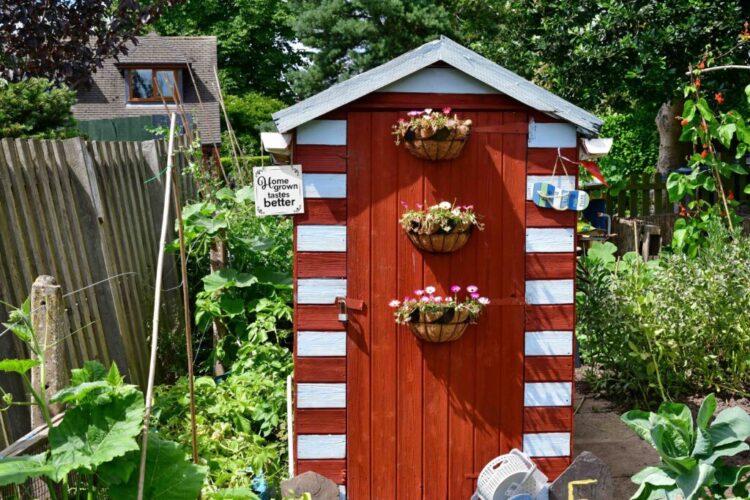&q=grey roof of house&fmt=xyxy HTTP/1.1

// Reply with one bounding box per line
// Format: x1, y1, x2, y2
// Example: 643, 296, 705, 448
273, 36, 602, 136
